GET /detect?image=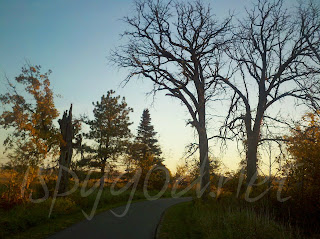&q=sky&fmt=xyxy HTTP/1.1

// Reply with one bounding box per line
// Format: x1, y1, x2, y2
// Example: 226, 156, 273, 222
0, 0, 305, 173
